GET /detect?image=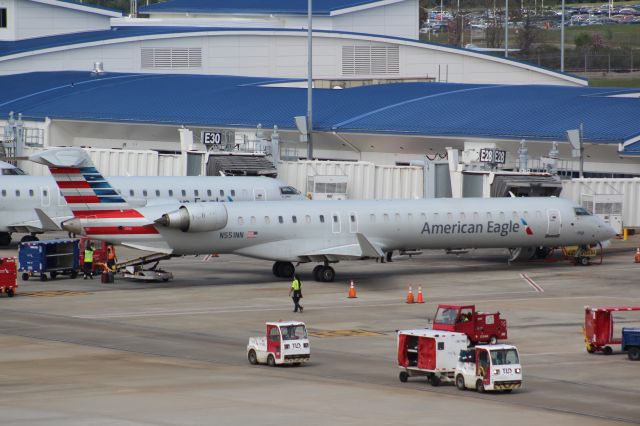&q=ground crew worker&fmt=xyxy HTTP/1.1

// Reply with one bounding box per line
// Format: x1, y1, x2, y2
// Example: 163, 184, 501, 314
289, 275, 303, 313
106, 245, 116, 271
83, 243, 94, 279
